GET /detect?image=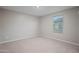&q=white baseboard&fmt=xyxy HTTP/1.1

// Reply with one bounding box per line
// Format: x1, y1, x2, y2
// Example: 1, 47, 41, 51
42, 36, 79, 46
0, 36, 37, 44
1, 36, 79, 47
